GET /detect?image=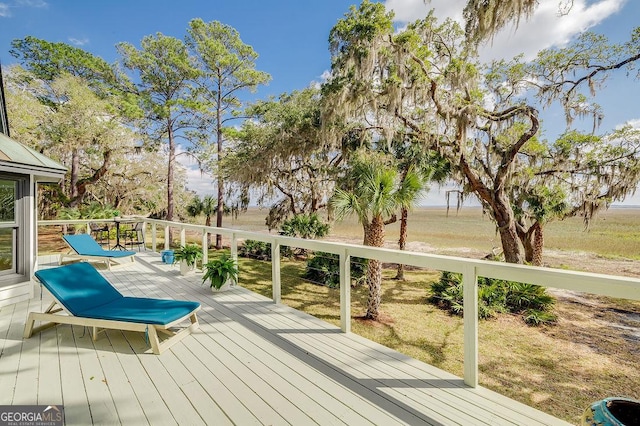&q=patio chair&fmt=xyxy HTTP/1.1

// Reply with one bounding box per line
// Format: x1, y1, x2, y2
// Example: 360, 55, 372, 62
25, 262, 200, 354
120, 222, 146, 251
89, 222, 111, 249
60, 234, 136, 270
